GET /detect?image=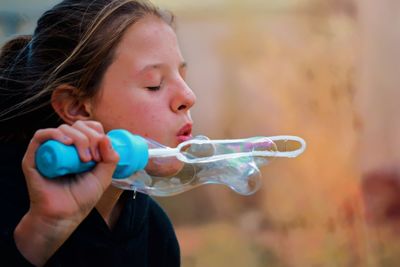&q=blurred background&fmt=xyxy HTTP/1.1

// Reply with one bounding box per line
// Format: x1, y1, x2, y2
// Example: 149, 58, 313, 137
2, 0, 400, 266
